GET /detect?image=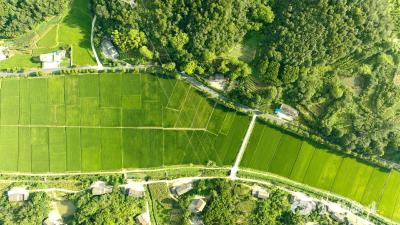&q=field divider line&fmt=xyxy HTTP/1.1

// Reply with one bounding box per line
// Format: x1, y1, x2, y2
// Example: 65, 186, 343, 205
0, 124, 208, 131
173, 86, 192, 128
204, 102, 217, 130
248, 126, 266, 166
229, 114, 257, 179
